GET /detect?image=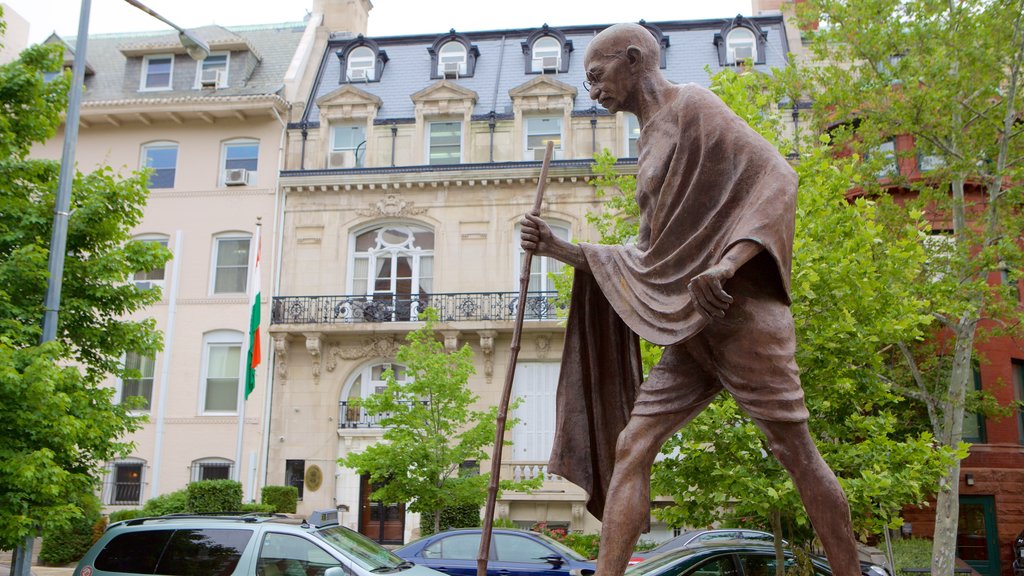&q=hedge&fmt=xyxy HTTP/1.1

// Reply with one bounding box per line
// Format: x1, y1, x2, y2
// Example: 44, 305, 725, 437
142, 488, 189, 516
261, 485, 298, 514
419, 504, 481, 537
186, 480, 243, 513
108, 508, 146, 523
39, 493, 102, 566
